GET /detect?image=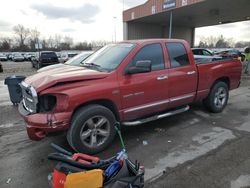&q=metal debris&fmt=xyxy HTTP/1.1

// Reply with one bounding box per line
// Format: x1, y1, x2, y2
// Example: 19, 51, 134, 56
6, 178, 11, 184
